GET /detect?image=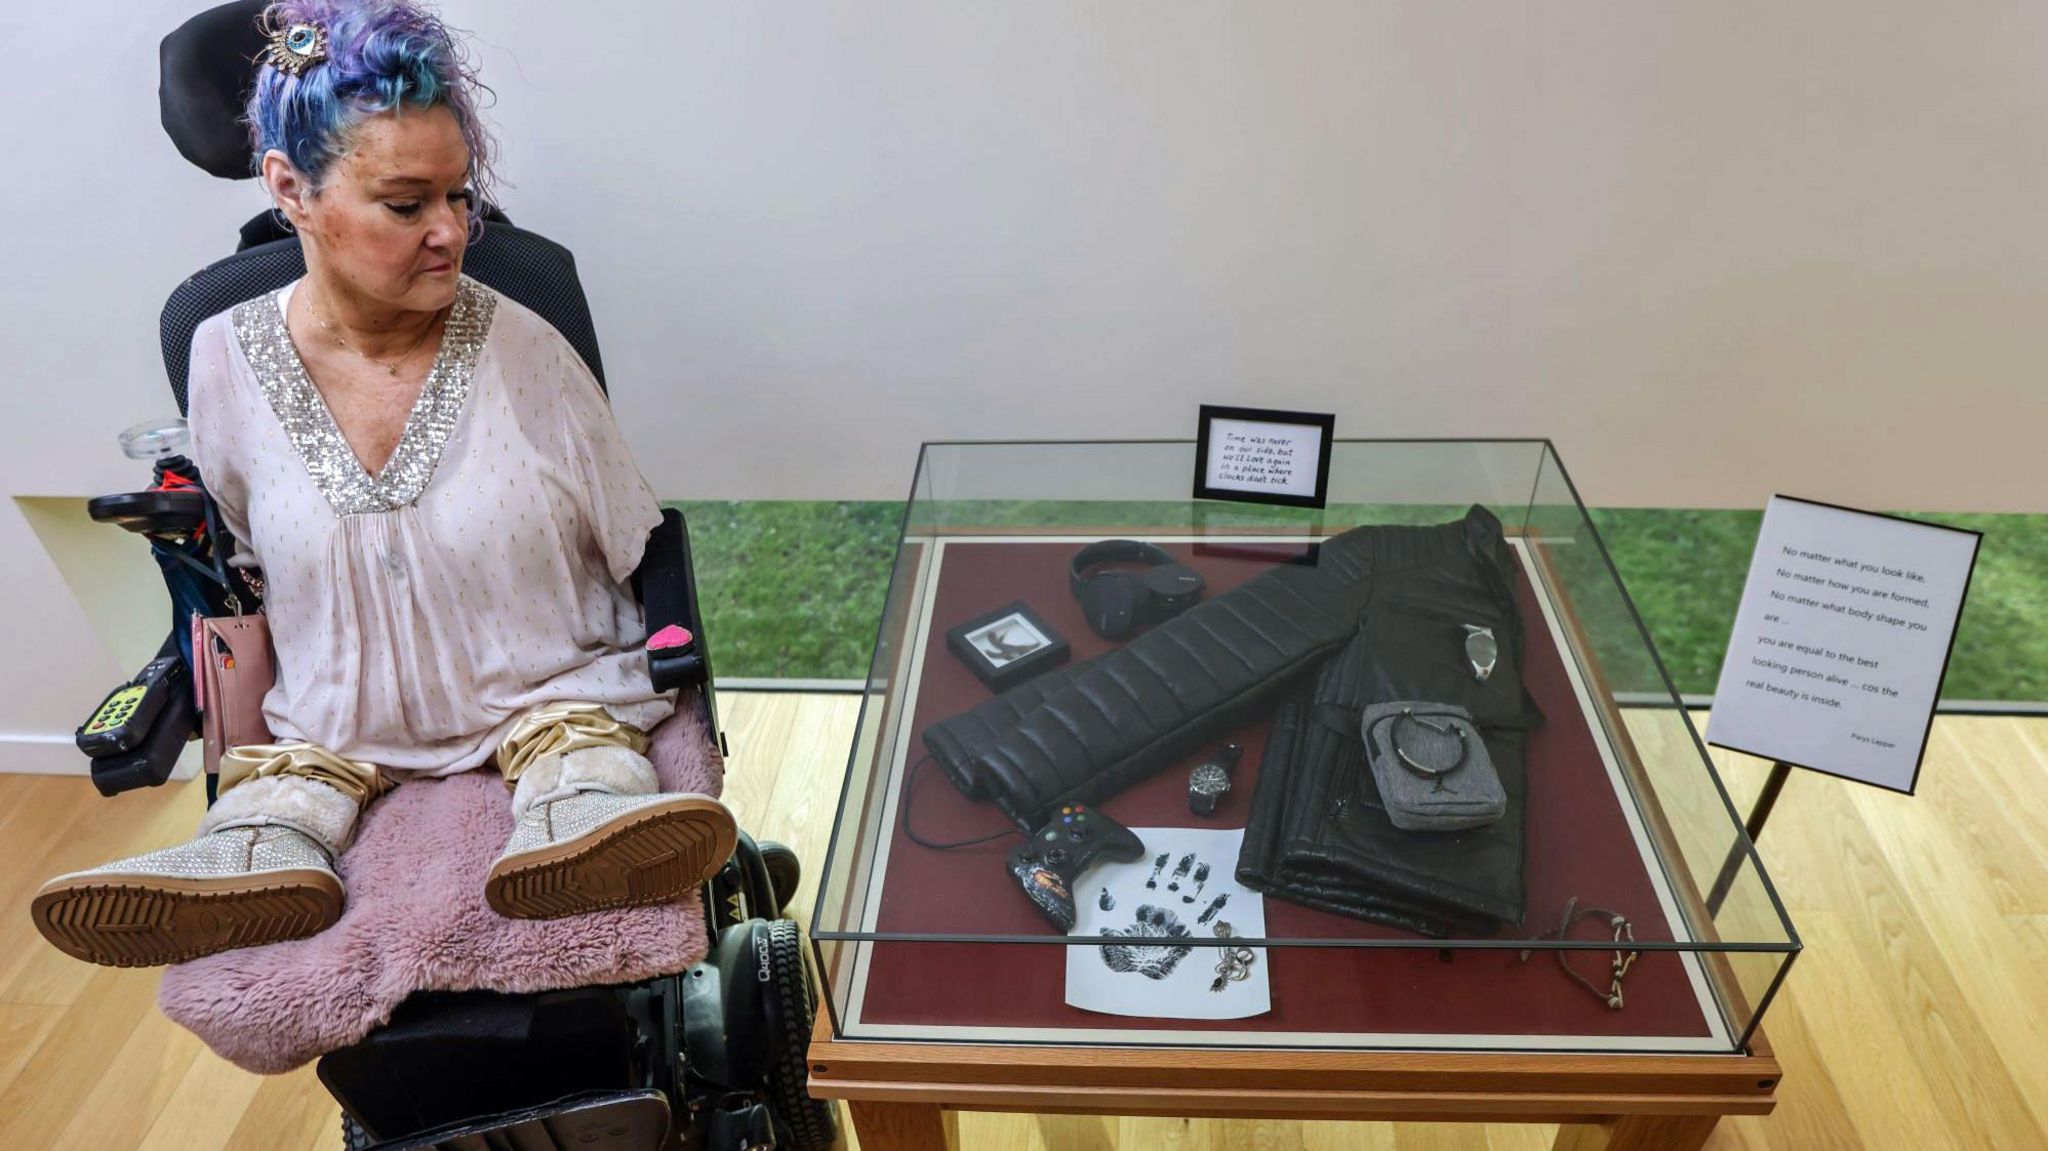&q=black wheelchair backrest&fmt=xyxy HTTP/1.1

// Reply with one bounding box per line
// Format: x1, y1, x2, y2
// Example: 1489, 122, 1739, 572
160, 225, 609, 416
